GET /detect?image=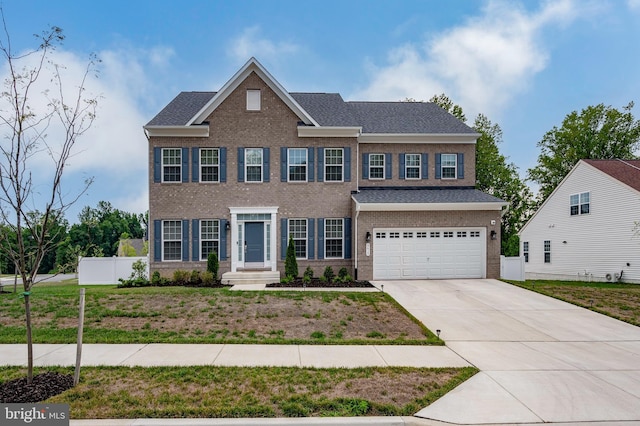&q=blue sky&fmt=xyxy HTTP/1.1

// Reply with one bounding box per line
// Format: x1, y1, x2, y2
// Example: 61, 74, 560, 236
2, 0, 640, 222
